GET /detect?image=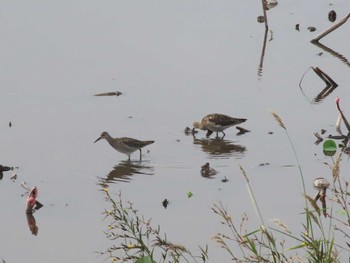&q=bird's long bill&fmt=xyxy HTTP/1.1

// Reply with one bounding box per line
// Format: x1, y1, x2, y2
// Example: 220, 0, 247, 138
94, 137, 102, 143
